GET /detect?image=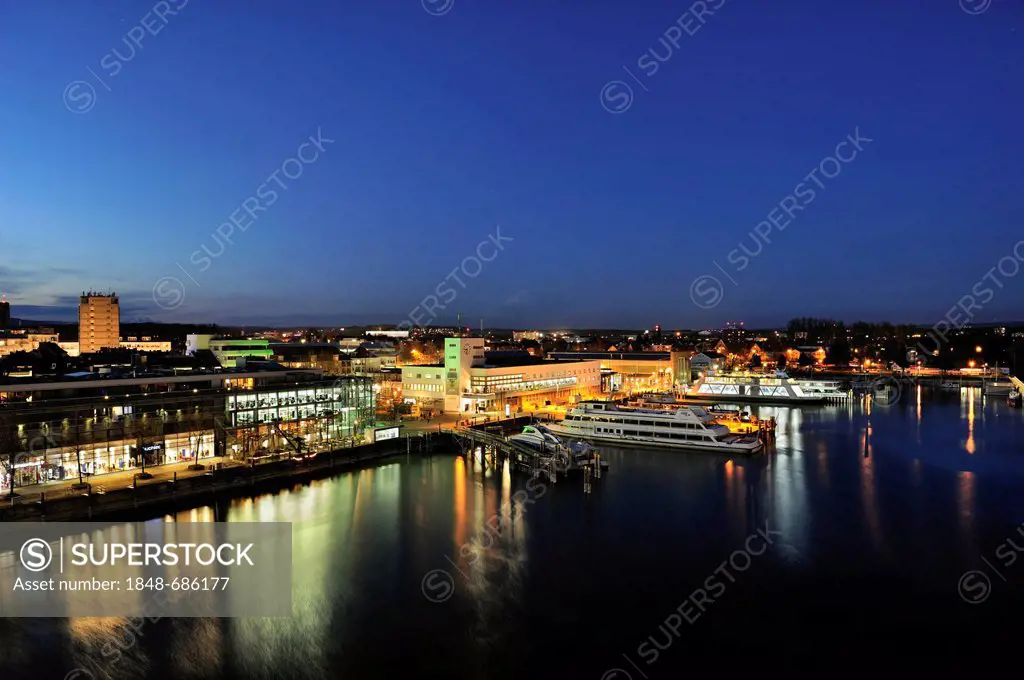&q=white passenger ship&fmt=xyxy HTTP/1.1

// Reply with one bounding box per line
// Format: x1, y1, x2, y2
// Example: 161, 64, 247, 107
544, 402, 763, 455
688, 371, 848, 404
